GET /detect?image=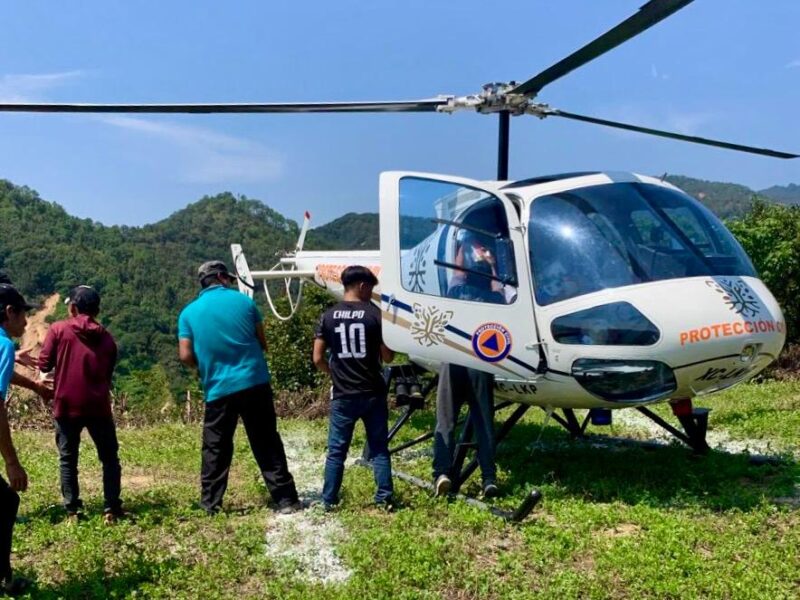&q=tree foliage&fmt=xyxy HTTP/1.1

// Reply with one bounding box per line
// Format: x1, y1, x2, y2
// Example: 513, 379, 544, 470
727, 200, 800, 343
